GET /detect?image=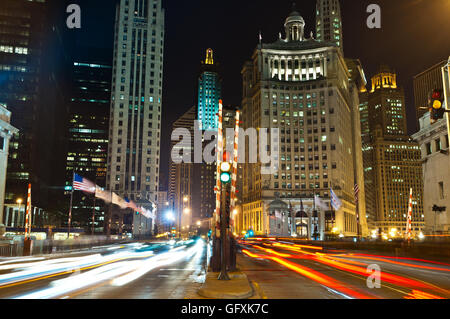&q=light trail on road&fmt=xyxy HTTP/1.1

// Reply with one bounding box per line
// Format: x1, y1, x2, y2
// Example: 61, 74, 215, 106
0, 239, 205, 299
241, 240, 450, 299
242, 249, 375, 299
